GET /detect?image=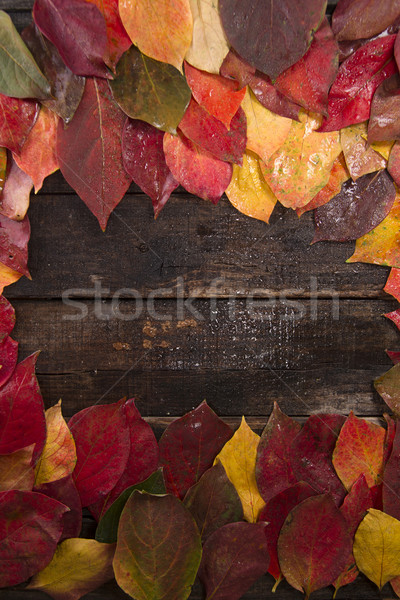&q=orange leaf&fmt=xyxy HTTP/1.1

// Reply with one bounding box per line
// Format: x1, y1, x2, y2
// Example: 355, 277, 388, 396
0, 263, 22, 293
340, 122, 386, 181
0, 445, 35, 491
86, 0, 131, 69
